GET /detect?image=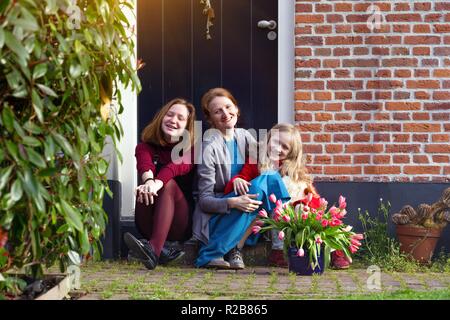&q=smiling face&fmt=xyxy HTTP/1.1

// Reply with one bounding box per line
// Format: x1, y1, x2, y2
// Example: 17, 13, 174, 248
161, 104, 189, 142
207, 96, 239, 132
267, 130, 292, 163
